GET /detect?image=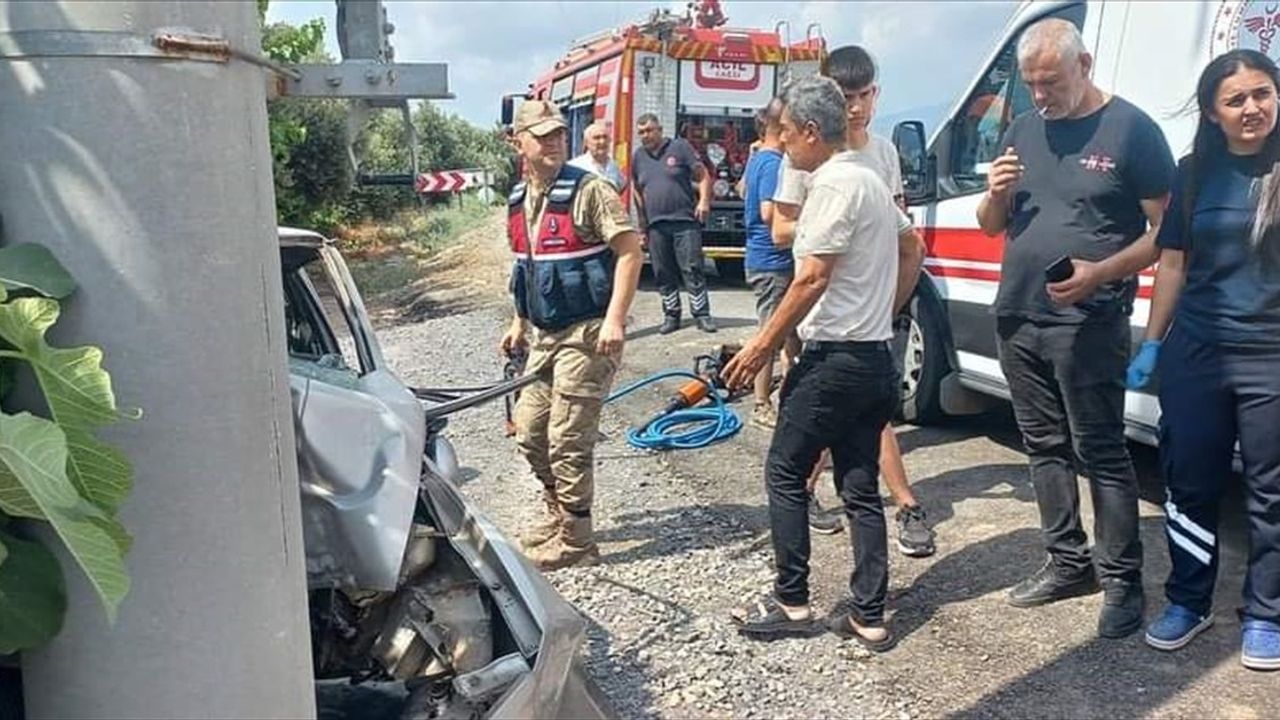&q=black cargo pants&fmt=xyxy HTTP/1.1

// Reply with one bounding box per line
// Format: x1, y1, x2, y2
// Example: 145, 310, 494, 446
996, 315, 1143, 584
647, 220, 711, 319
